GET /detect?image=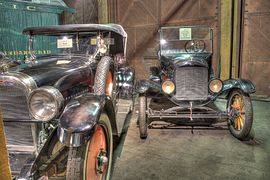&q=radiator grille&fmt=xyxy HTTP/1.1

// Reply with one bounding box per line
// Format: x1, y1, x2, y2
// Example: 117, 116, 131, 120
0, 86, 30, 120
0, 85, 34, 148
174, 66, 208, 101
